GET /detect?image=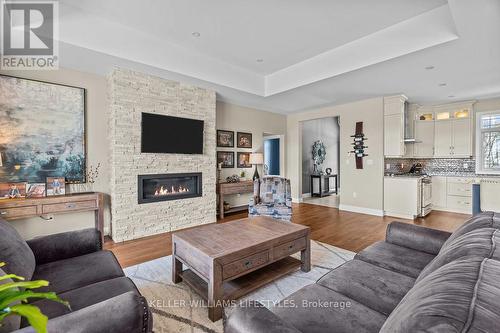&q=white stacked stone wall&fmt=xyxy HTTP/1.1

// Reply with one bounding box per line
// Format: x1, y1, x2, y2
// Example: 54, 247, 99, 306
108, 68, 216, 242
